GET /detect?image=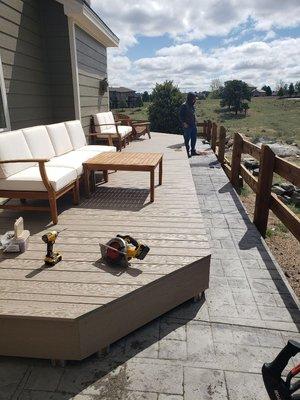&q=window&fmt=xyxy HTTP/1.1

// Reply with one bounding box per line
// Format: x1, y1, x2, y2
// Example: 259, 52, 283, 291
0, 55, 10, 132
